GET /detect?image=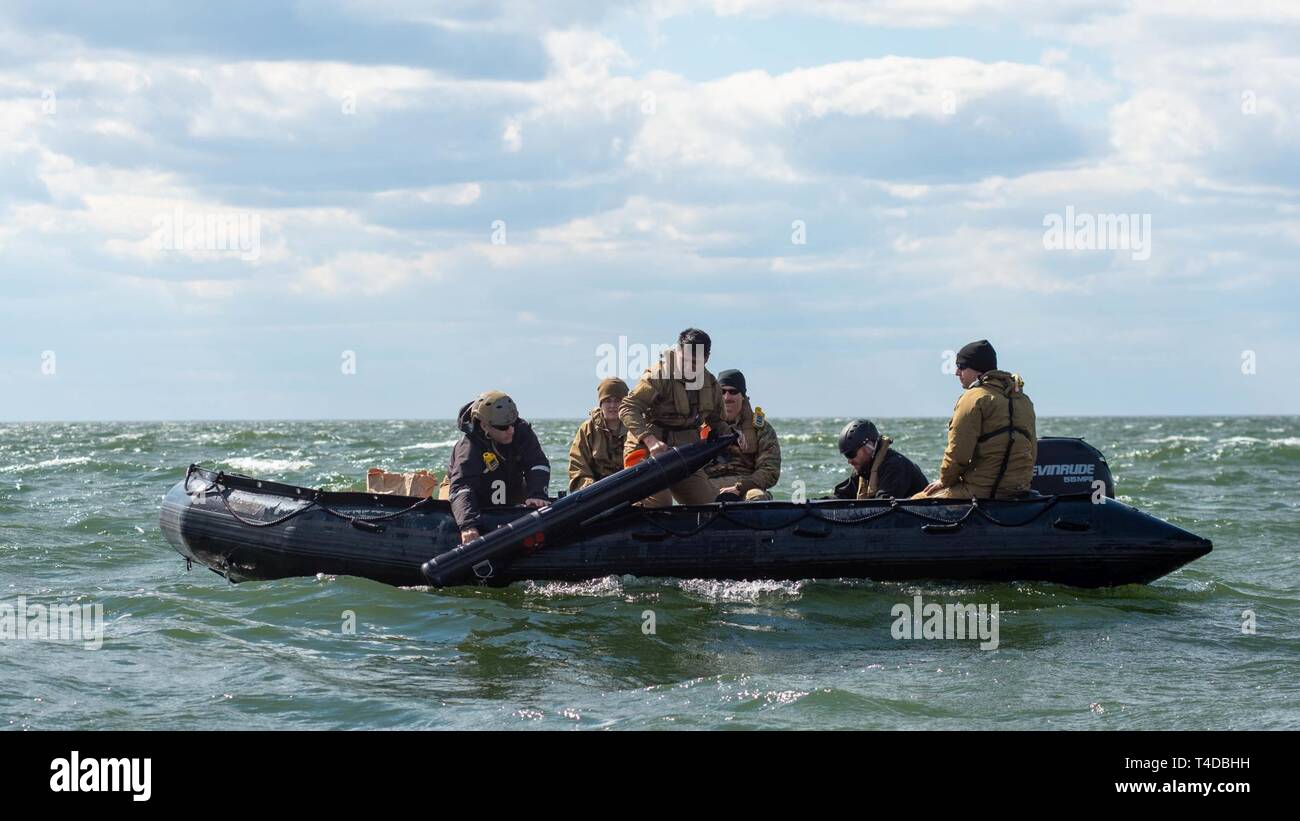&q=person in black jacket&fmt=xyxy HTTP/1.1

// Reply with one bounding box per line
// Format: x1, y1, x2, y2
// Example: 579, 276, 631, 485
443, 391, 551, 543
833, 419, 928, 500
